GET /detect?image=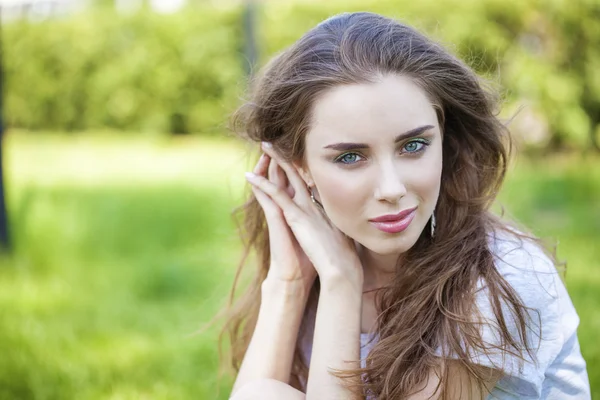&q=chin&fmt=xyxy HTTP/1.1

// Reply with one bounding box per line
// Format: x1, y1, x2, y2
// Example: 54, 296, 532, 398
360, 231, 422, 256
